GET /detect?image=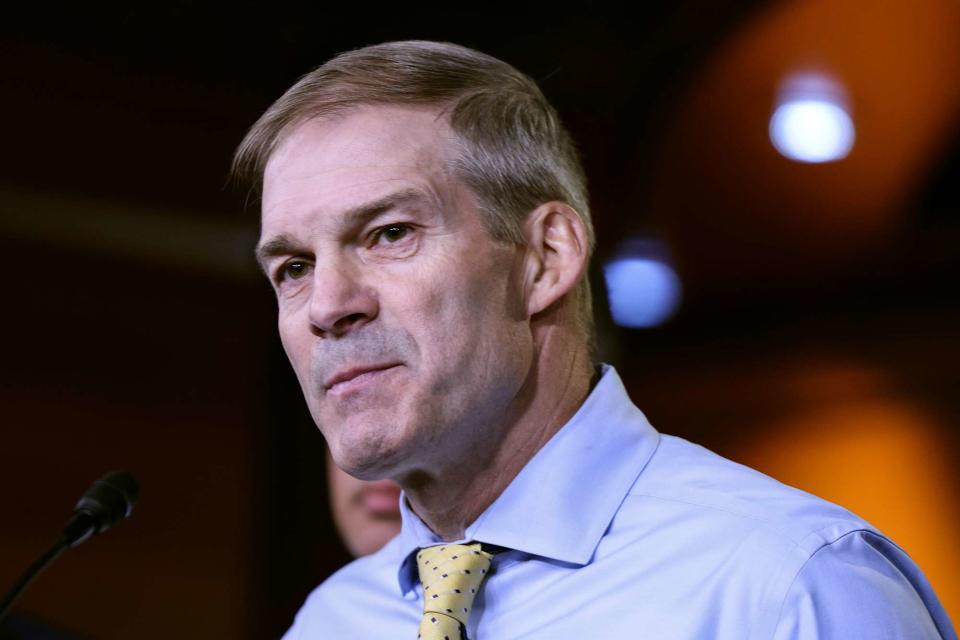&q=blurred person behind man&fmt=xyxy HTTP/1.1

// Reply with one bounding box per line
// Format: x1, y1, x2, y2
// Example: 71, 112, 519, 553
326, 449, 402, 557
